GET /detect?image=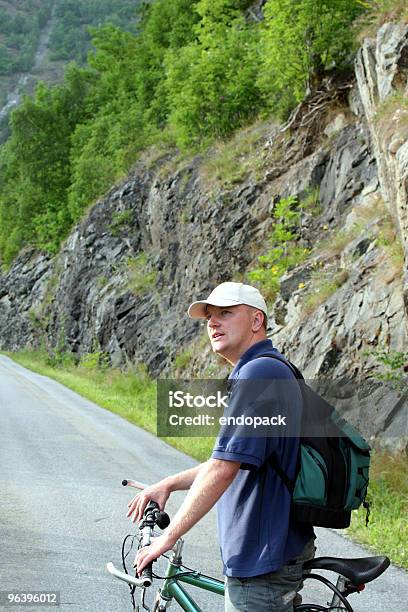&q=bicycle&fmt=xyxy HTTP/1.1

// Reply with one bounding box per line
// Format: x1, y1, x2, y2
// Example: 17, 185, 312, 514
107, 479, 390, 612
